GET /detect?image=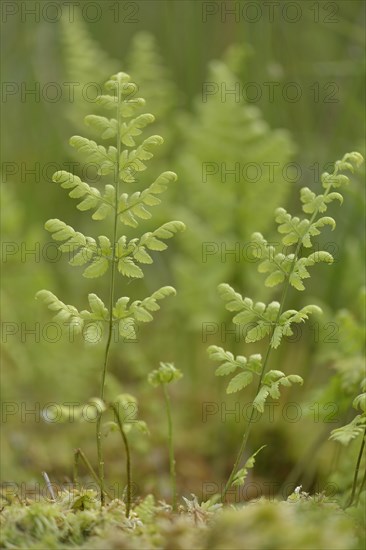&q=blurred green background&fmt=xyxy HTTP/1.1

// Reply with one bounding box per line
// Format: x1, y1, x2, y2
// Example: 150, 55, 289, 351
1, 0, 365, 503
